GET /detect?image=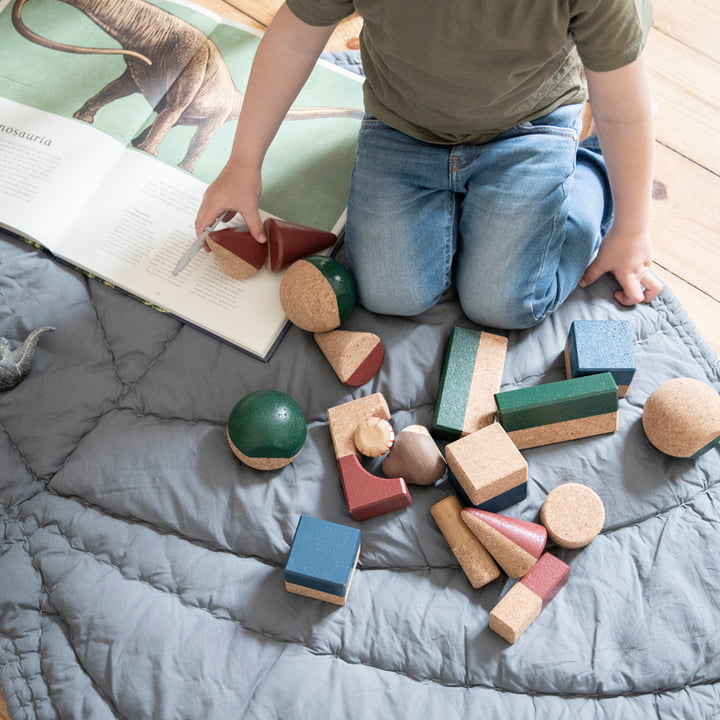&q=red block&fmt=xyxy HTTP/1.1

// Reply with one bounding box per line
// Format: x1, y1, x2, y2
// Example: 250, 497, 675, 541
521, 552, 570, 608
